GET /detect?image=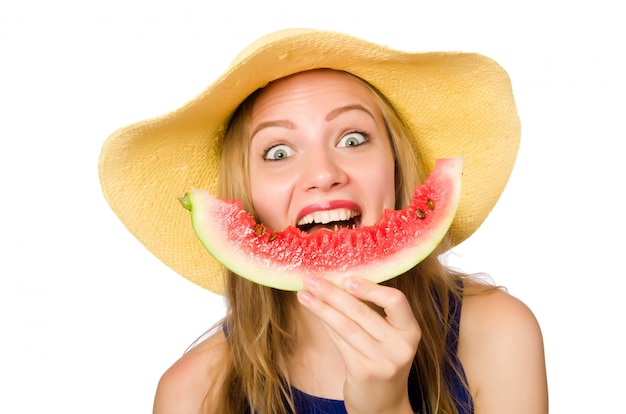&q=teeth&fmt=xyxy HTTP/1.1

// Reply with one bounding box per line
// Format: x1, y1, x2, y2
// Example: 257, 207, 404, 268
297, 208, 360, 226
